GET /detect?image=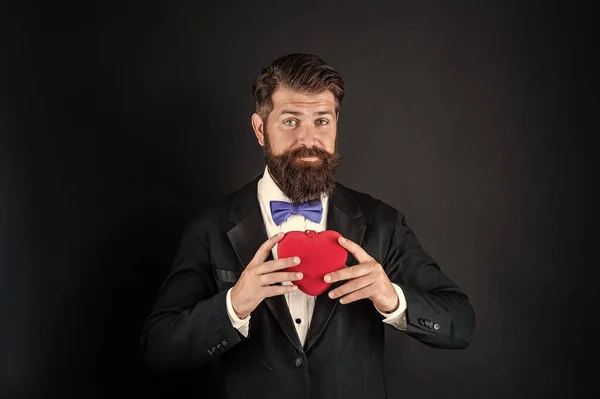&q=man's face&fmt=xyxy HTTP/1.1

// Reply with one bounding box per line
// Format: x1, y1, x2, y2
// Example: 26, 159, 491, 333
252, 87, 341, 205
